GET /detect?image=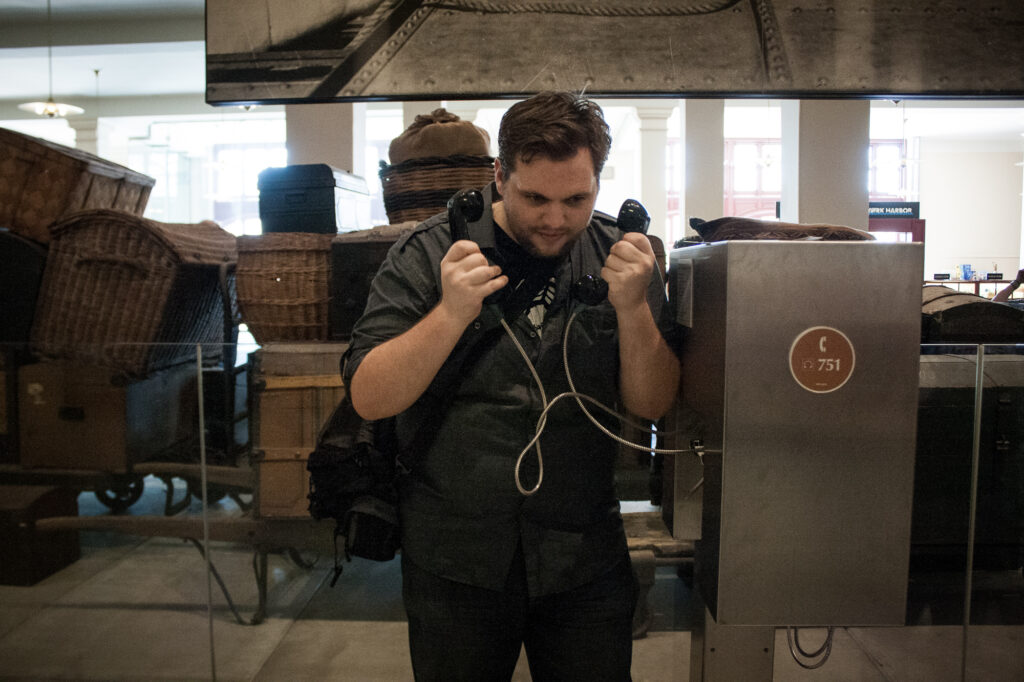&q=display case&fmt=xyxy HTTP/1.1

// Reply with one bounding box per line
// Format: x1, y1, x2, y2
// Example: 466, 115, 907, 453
925, 280, 1017, 299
